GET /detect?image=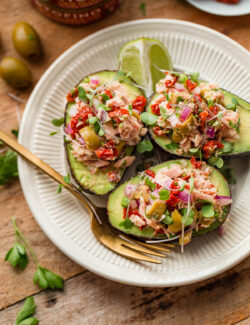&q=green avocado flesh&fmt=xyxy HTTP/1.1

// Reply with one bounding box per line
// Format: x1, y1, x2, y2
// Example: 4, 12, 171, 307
147, 90, 250, 158
107, 160, 230, 239
65, 70, 143, 195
